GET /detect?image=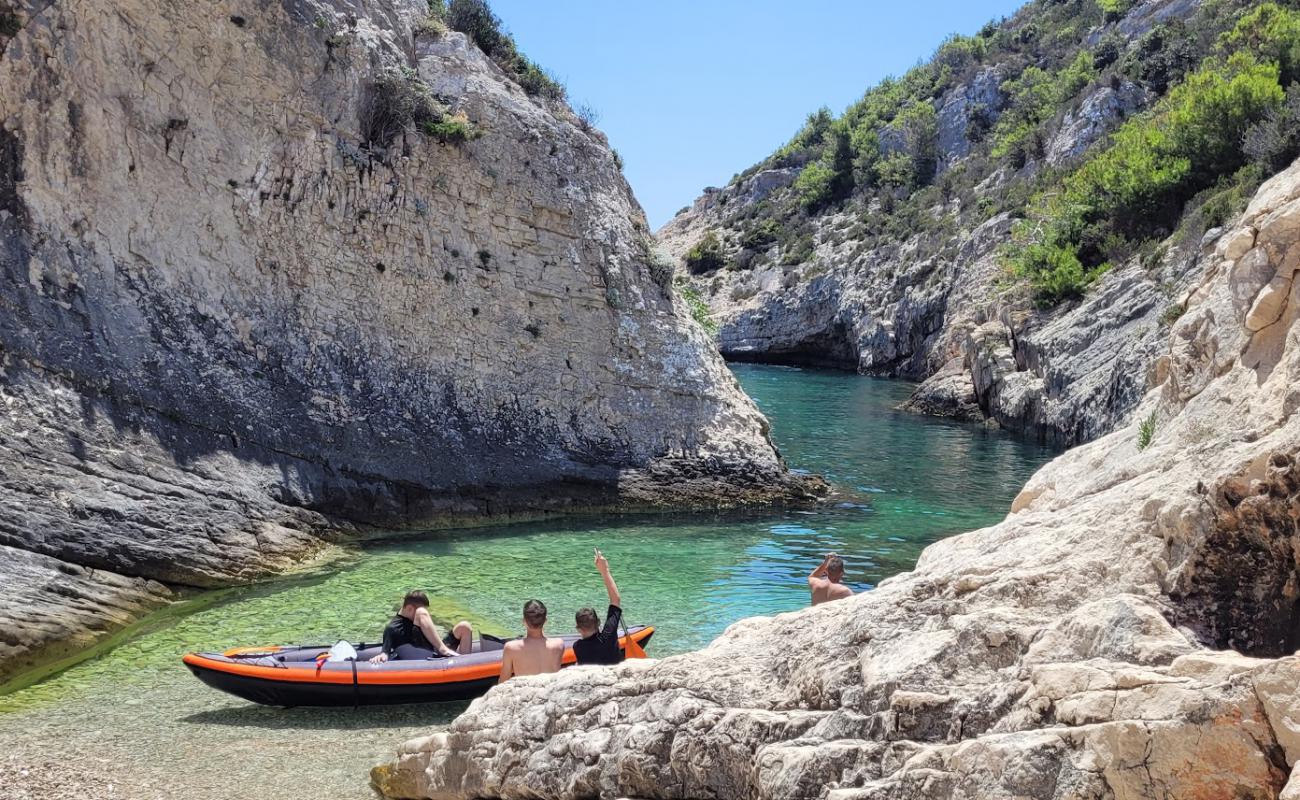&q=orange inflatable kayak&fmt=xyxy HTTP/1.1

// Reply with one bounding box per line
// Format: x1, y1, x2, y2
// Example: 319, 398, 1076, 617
182, 627, 654, 707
